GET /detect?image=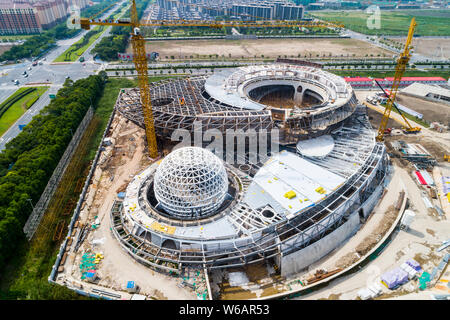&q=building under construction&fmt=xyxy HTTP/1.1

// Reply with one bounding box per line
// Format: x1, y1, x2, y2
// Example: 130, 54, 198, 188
110, 63, 388, 276
116, 63, 358, 146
